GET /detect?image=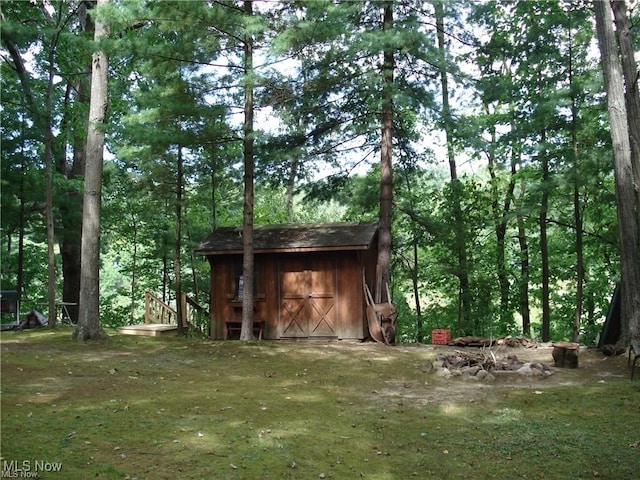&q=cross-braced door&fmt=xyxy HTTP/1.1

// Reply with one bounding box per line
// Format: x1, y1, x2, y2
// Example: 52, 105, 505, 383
280, 261, 307, 337
280, 257, 337, 338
